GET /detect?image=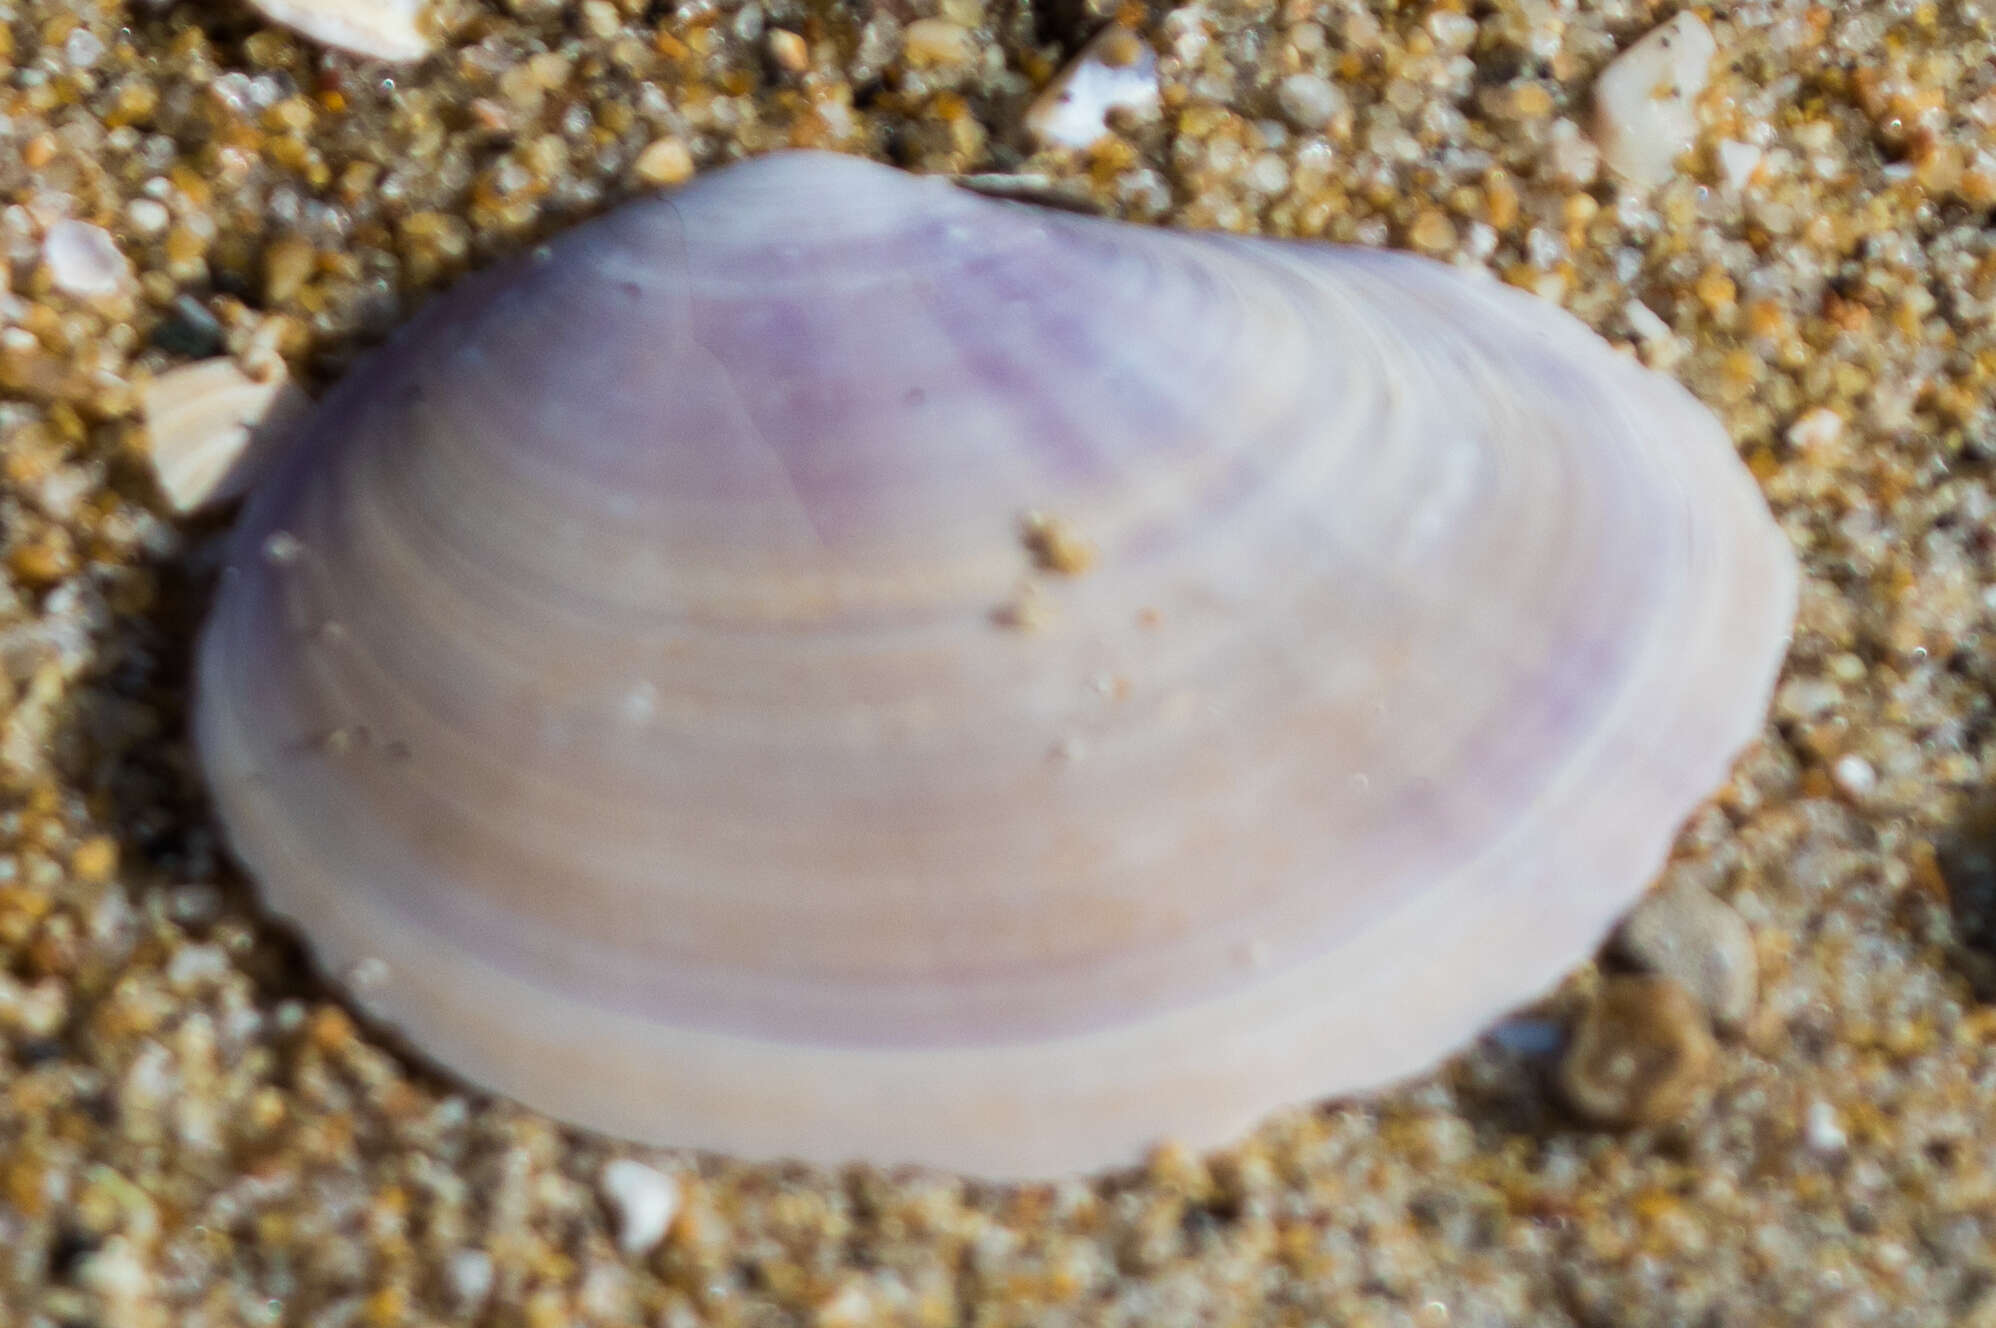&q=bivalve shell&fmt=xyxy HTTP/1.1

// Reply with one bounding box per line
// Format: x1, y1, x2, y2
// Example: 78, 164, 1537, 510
195, 151, 1797, 1178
